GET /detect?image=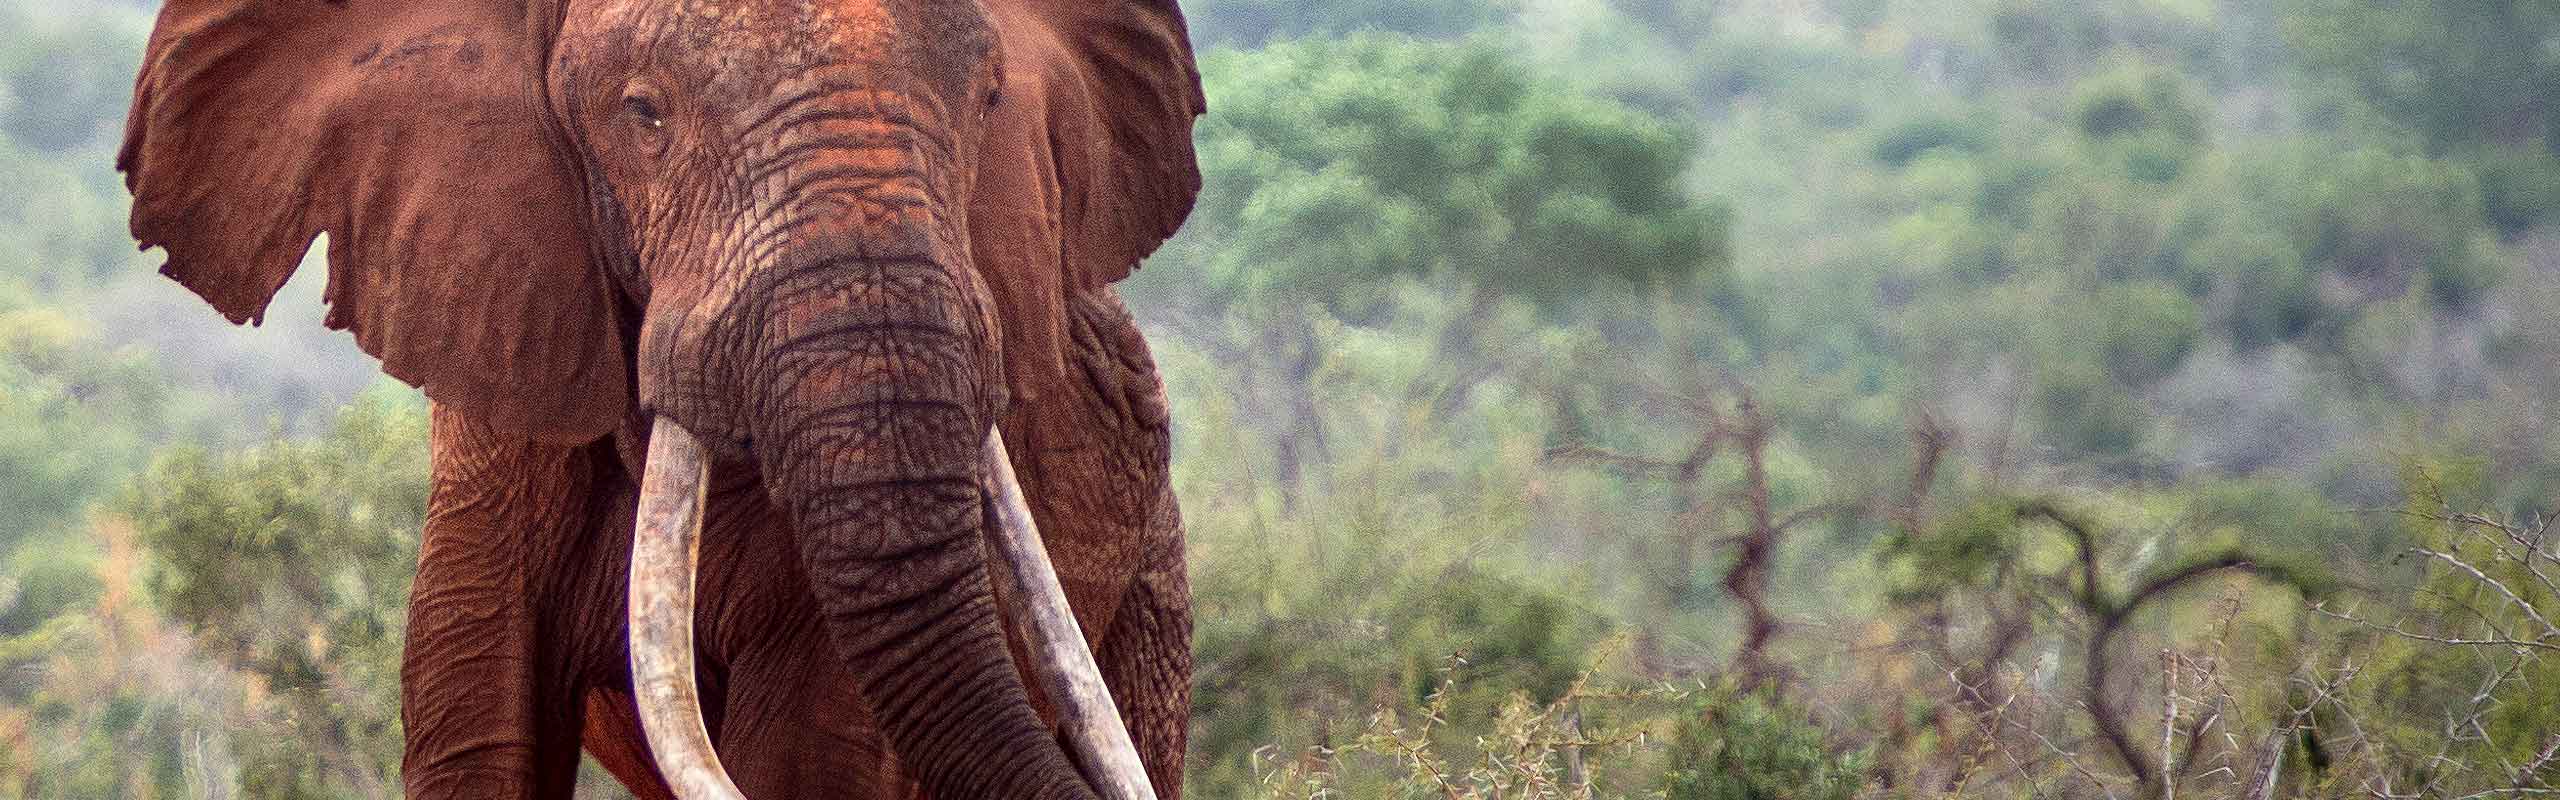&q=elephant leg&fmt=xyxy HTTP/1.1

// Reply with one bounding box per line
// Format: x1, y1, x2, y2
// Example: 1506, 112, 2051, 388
402, 406, 605, 798
582, 689, 677, 800
711, 628, 903, 799
1096, 487, 1191, 798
